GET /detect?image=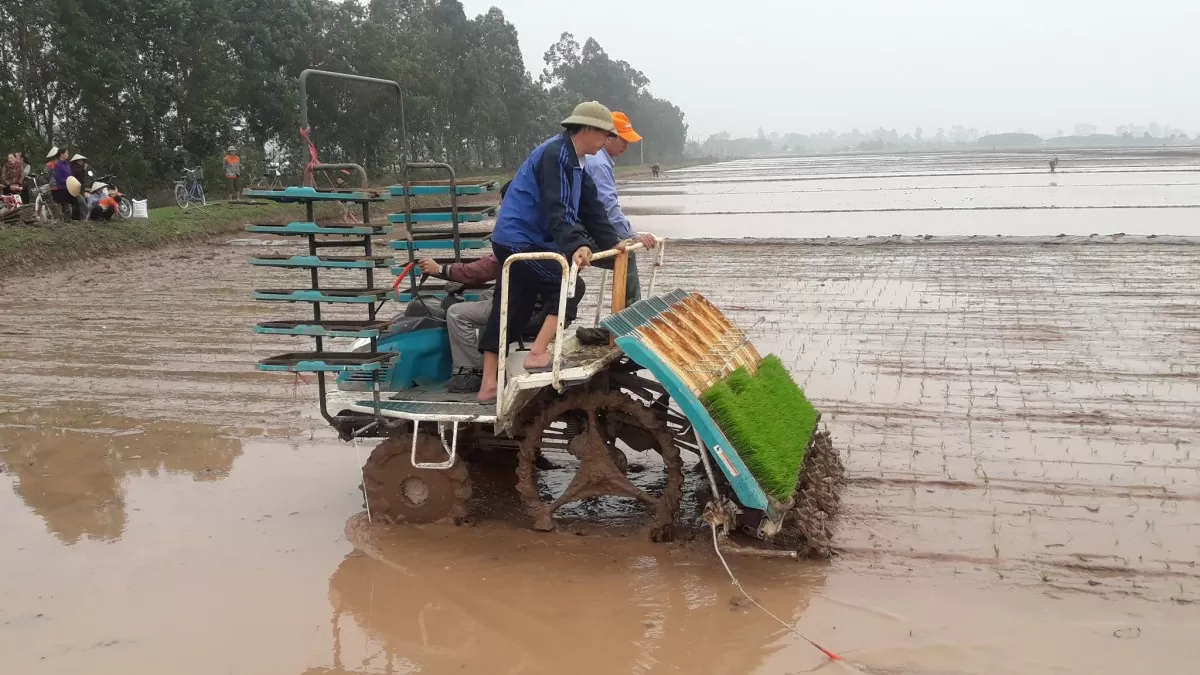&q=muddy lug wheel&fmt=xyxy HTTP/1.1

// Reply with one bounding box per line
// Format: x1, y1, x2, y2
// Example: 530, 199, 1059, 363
516, 391, 683, 541
779, 429, 846, 558
361, 434, 472, 525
